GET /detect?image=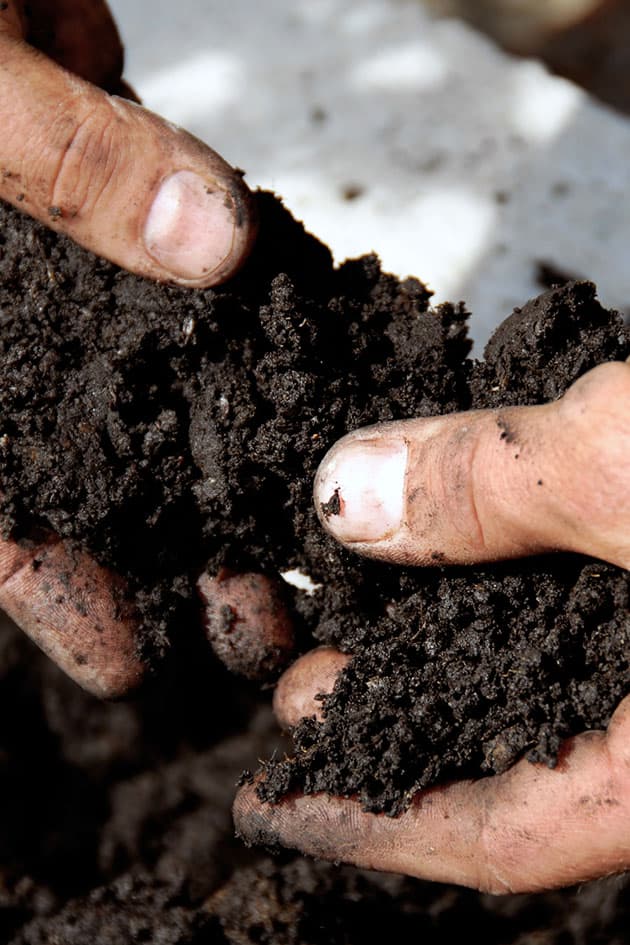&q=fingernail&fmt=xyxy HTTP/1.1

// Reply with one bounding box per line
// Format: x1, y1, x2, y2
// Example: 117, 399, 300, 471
144, 170, 236, 281
315, 438, 407, 542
